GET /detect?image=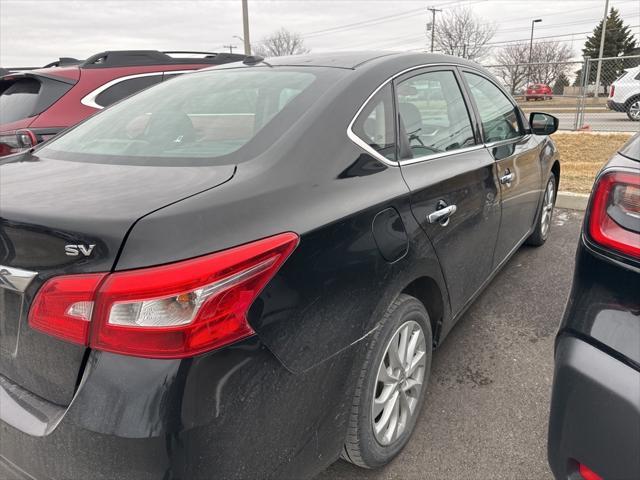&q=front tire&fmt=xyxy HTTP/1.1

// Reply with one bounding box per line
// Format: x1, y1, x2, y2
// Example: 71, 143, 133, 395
342, 294, 433, 469
526, 175, 556, 246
